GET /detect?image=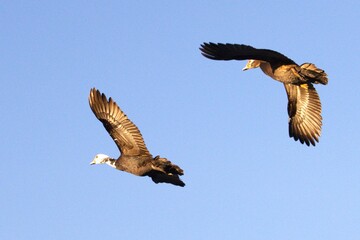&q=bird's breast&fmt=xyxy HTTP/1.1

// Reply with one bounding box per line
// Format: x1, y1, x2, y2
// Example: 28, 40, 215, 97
259, 62, 276, 80
262, 64, 302, 84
